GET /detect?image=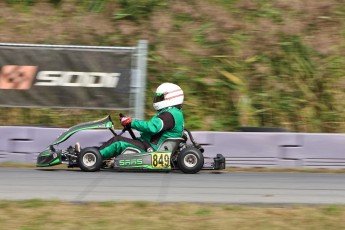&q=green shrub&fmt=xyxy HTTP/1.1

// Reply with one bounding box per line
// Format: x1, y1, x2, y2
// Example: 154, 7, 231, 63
114, 0, 167, 21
